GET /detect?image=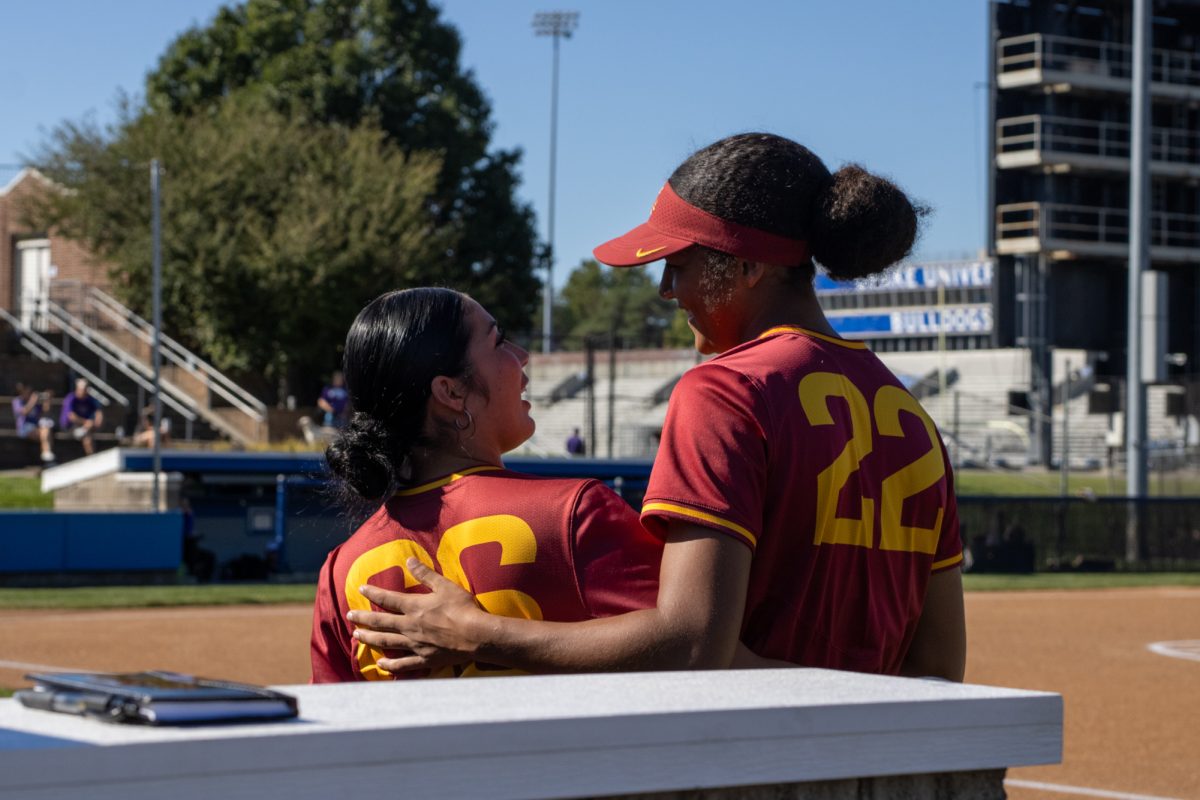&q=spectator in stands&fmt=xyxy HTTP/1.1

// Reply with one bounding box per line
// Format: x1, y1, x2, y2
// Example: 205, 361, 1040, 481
131, 403, 171, 448
565, 427, 586, 456
12, 382, 55, 463
60, 378, 103, 456
317, 371, 350, 429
